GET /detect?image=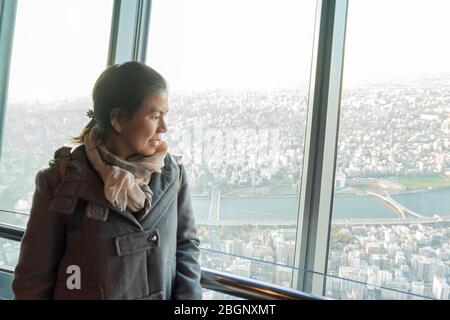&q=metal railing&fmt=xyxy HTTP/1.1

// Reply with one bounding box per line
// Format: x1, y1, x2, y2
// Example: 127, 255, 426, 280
0, 222, 324, 300
0, 223, 23, 242
200, 267, 324, 300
